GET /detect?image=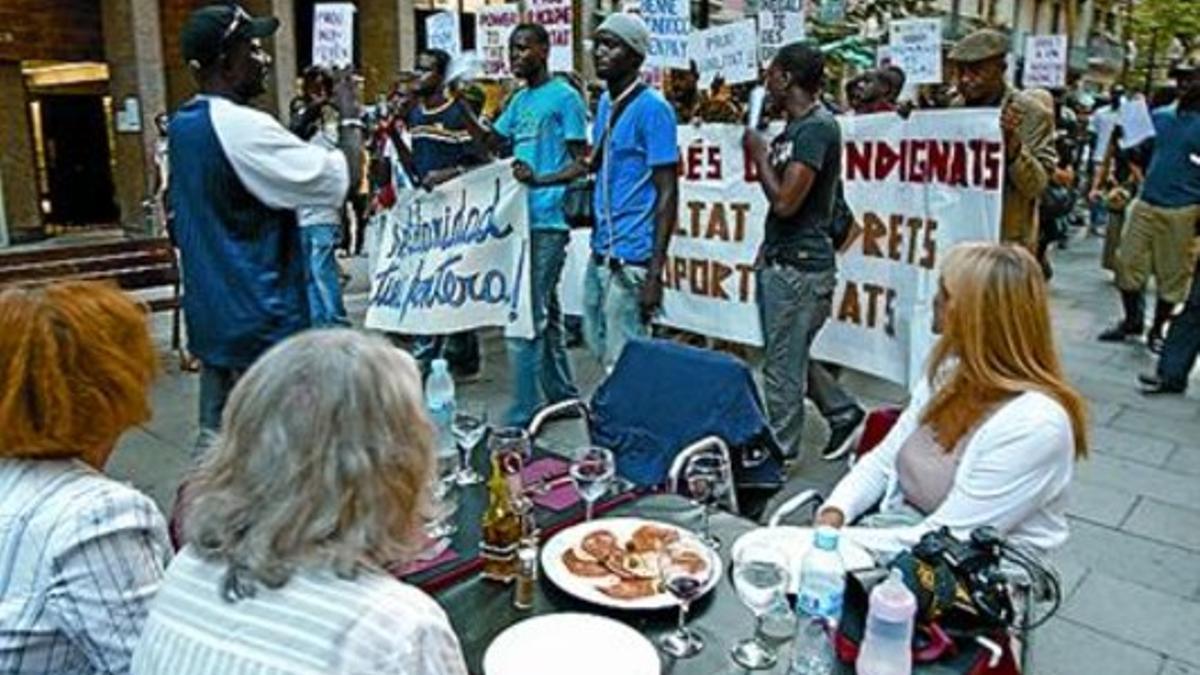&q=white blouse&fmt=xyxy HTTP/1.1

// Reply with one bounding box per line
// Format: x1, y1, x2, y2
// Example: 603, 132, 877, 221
823, 377, 1077, 556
